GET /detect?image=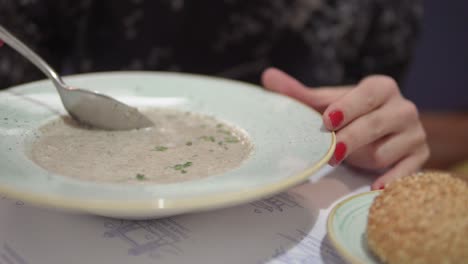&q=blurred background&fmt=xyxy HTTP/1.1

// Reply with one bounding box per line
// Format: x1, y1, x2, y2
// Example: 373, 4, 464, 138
403, 0, 468, 174
403, 0, 468, 111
